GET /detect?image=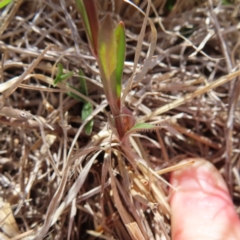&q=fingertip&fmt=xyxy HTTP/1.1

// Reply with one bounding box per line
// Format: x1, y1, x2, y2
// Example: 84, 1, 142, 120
170, 159, 240, 240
